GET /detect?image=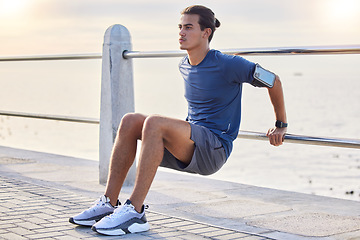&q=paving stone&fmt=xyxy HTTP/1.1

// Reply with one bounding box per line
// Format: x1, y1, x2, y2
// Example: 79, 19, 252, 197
241, 236, 269, 240
120, 233, 153, 239
26, 217, 50, 225
213, 232, 264, 240
147, 213, 170, 221
148, 230, 181, 238
178, 234, 209, 240
31, 213, 57, 220
41, 221, 71, 228
16, 221, 43, 230
202, 229, 239, 237
151, 218, 182, 225
8, 227, 35, 236
53, 199, 78, 207
34, 225, 75, 233
10, 199, 24, 206
47, 205, 68, 211
54, 235, 80, 240
176, 223, 205, 231
0, 205, 8, 212
0, 223, 19, 230
1, 232, 28, 240
3, 202, 19, 209
186, 227, 219, 234
61, 228, 98, 238
4, 210, 38, 217
37, 208, 60, 215
6, 218, 26, 224
26, 231, 64, 239
160, 221, 193, 228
